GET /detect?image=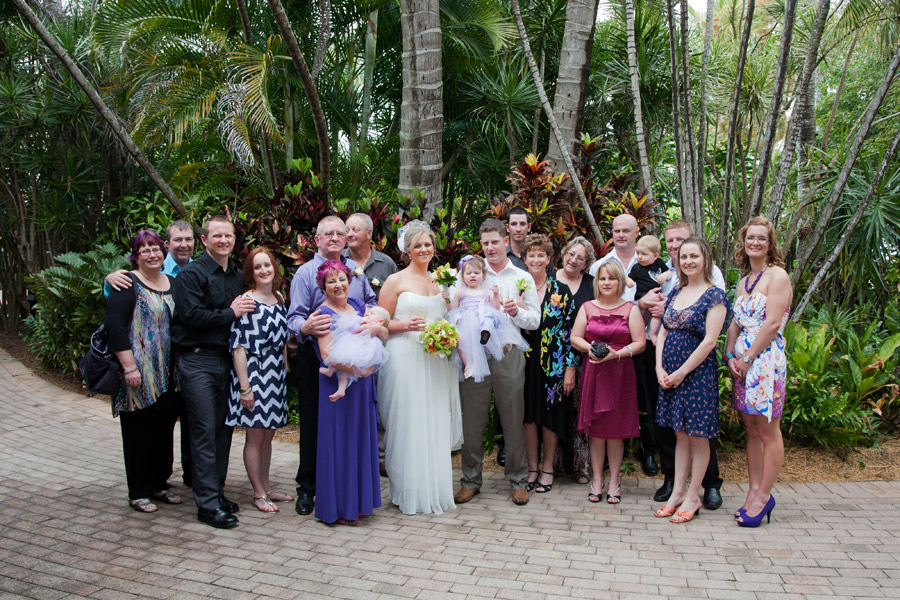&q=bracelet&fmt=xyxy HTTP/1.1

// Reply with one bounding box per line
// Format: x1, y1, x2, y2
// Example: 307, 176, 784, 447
625, 346, 633, 358
723, 352, 735, 366
123, 368, 138, 375
240, 386, 252, 395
